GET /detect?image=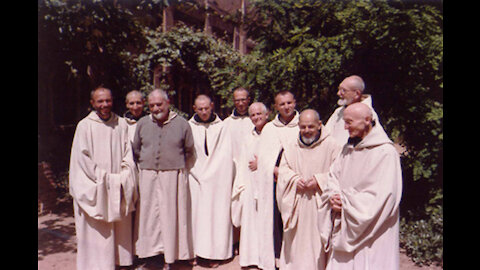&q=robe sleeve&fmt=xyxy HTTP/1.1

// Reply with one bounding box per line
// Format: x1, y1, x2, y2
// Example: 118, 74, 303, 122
333, 147, 402, 253
276, 148, 302, 231
184, 122, 197, 170
231, 146, 247, 227
69, 121, 138, 223
132, 119, 142, 163
315, 147, 344, 252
